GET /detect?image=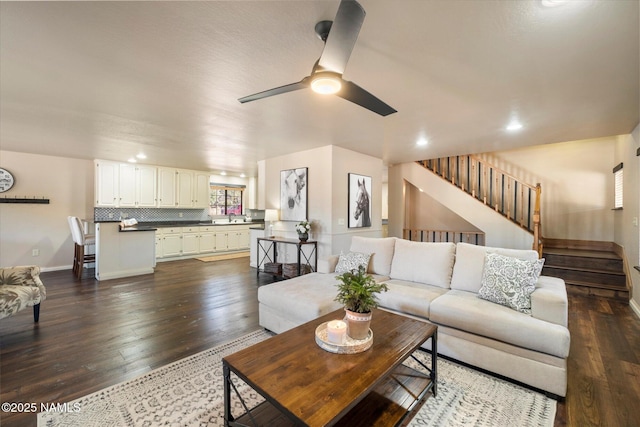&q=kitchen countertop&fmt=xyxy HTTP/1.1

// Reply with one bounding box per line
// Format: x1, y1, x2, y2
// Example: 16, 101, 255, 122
95, 219, 264, 227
